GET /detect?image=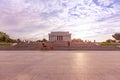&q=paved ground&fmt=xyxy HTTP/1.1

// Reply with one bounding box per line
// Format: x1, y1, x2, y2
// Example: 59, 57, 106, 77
0, 51, 120, 80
